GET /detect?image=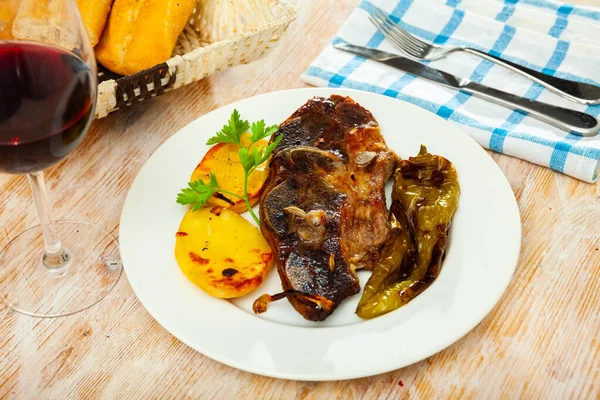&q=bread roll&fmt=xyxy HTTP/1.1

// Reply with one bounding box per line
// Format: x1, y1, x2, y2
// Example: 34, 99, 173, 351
76, 0, 113, 46
95, 0, 197, 76
0, 0, 19, 40
11, 0, 79, 50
